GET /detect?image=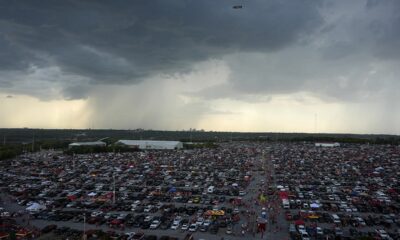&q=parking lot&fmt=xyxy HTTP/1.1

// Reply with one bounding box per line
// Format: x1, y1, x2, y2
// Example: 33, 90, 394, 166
0, 142, 399, 239
273, 143, 400, 240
